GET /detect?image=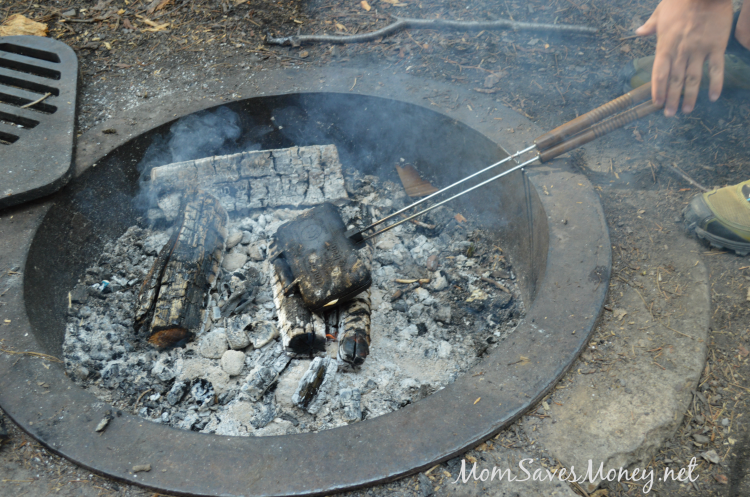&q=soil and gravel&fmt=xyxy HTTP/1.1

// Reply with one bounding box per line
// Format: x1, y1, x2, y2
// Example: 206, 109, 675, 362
2, 0, 750, 496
